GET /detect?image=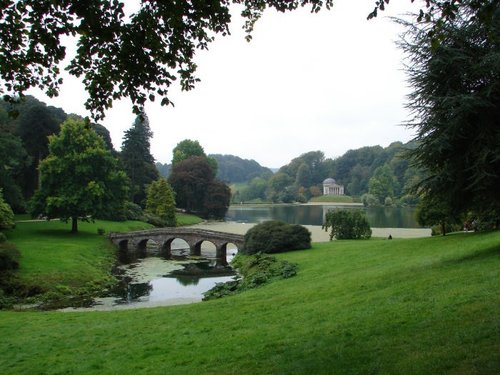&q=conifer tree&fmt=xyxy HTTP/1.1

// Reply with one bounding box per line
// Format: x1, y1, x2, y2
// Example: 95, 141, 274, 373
120, 113, 159, 206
